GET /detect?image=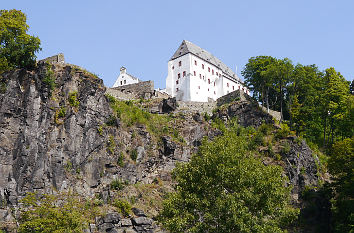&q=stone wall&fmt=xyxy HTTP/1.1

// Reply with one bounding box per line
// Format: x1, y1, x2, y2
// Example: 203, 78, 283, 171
39, 53, 65, 64
177, 101, 216, 115
106, 81, 171, 101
